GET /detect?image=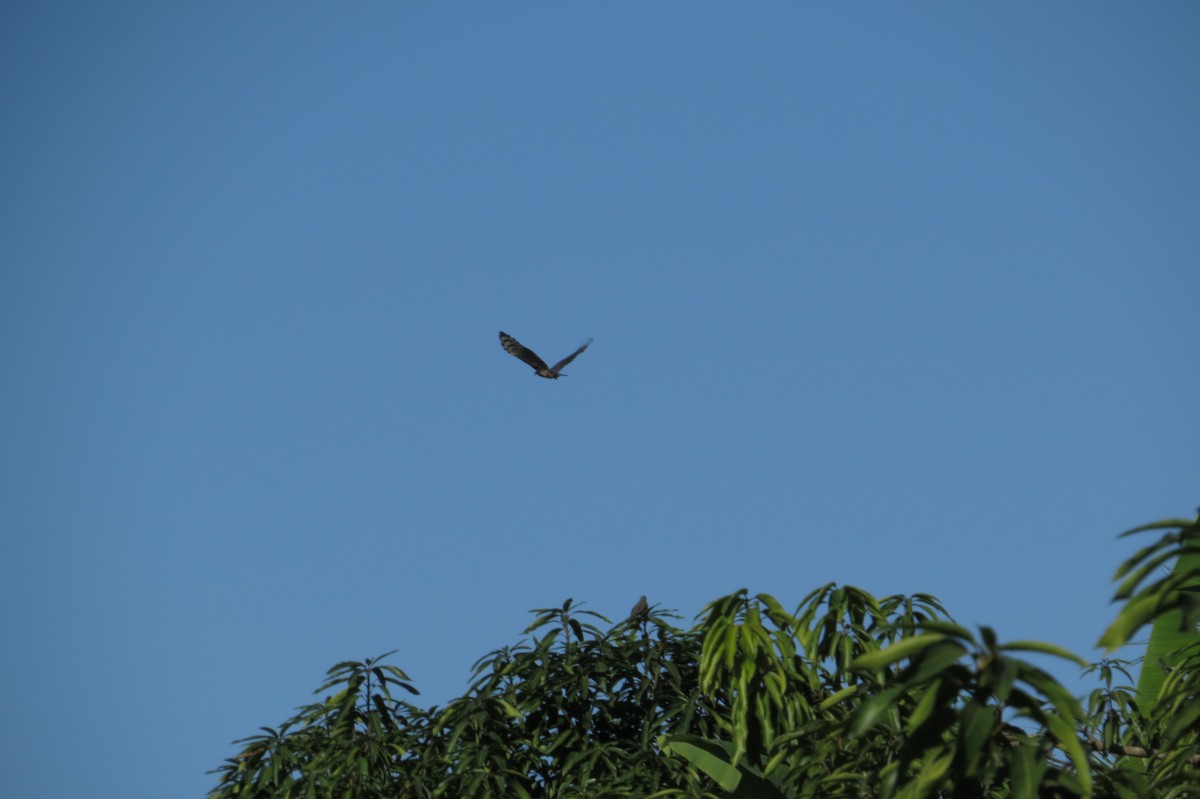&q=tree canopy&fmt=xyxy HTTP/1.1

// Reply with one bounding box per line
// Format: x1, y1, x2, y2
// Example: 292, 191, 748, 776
209, 512, 1200, 799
